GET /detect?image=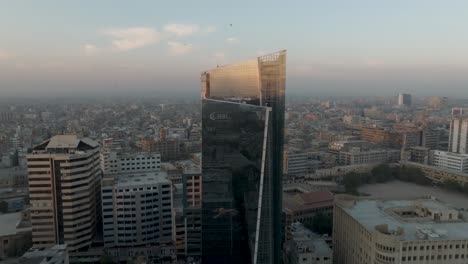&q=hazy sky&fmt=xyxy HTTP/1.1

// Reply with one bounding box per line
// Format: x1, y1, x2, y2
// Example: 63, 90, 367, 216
1, 0, 468, 98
